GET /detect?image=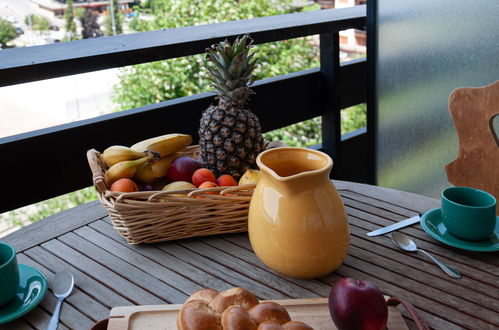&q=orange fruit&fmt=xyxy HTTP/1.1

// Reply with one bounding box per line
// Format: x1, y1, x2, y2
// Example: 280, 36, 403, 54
216, 174, 238, 187
192, 168, 216, 187
198, 181, 218, 189
110, 178, 139, 192
196, 181, 218, 199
